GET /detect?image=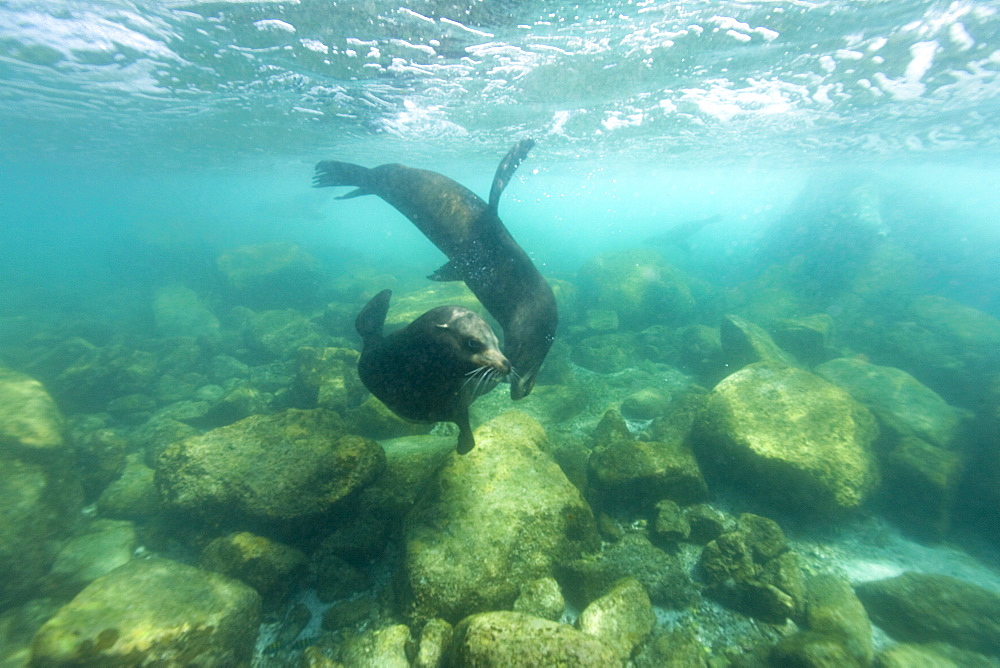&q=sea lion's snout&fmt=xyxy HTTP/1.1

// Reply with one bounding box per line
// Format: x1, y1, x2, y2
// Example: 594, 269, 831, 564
475, 348, 511, 377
